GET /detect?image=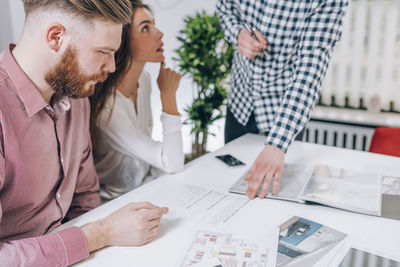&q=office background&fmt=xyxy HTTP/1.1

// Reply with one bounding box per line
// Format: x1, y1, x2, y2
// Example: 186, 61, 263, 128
1, 0, 399, 155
